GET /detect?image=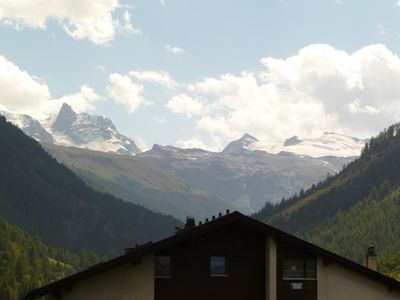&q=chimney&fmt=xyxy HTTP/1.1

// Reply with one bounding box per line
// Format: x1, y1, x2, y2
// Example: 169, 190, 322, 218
366, 244, 377, 271
184, 216, 196, 230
